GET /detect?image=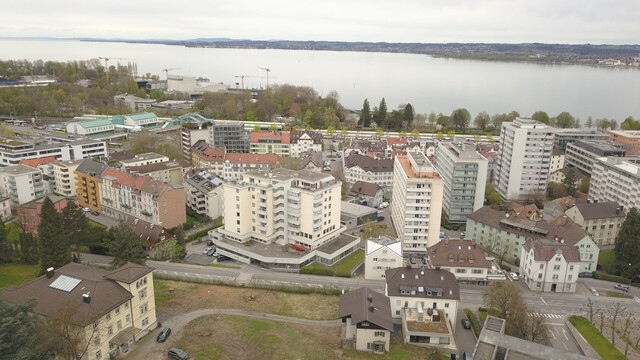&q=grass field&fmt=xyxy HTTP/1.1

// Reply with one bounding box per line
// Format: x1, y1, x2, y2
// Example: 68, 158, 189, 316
300, 250, 365, 277
153, 279, 339, 320
0, 263, 39, 288
599, 250, 617, 273
569, 316, 626, 360
175, 315, 448, 360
